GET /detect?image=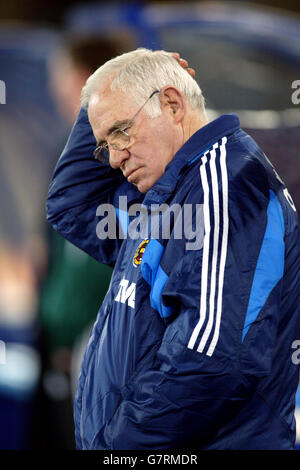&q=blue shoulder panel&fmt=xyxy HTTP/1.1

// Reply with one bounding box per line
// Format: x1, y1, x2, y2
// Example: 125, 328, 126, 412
141, 239, 173, 318
242, 190, 285, 341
